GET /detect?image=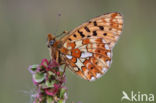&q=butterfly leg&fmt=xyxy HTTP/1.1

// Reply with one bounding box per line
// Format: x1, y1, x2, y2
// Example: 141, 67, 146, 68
63, 64, 67, 74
